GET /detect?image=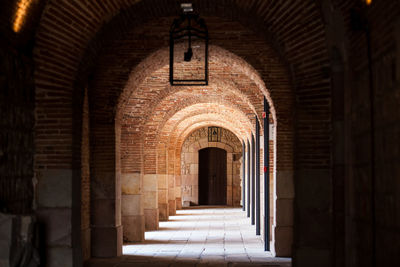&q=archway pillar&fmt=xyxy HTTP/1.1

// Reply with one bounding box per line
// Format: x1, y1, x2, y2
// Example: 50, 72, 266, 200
226, 151, 233, 206
267, 120, 294, 257
143, 173, 159, 230
120, 128, 145, 241
121, 172, 144, 242
175, 174, 182, 210
175, 148, 182, 210
167, 147, 176, 216
90, 122, 123, 257
273, 170, 294, 257
158, 173, 169, 220
142, 147, 159, 230
157, 144, 169, 221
